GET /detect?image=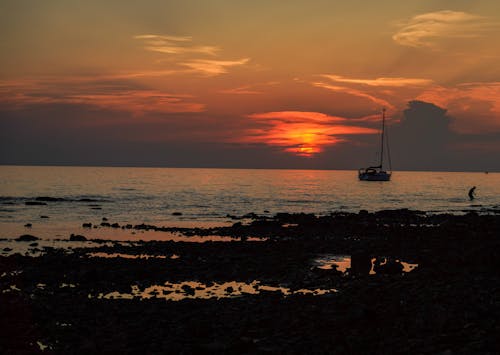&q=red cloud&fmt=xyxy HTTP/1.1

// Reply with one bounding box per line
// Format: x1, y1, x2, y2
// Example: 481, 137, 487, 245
242, 111, 377, 157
